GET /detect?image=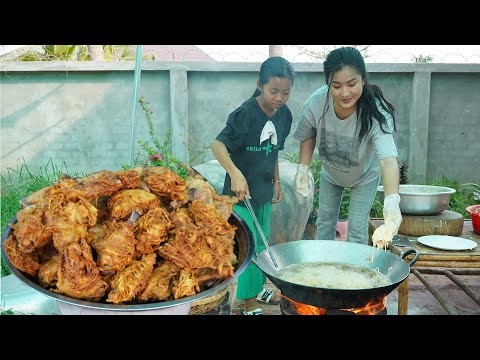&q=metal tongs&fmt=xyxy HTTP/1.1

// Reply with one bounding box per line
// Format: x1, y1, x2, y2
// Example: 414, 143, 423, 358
243, 197, 279, 268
